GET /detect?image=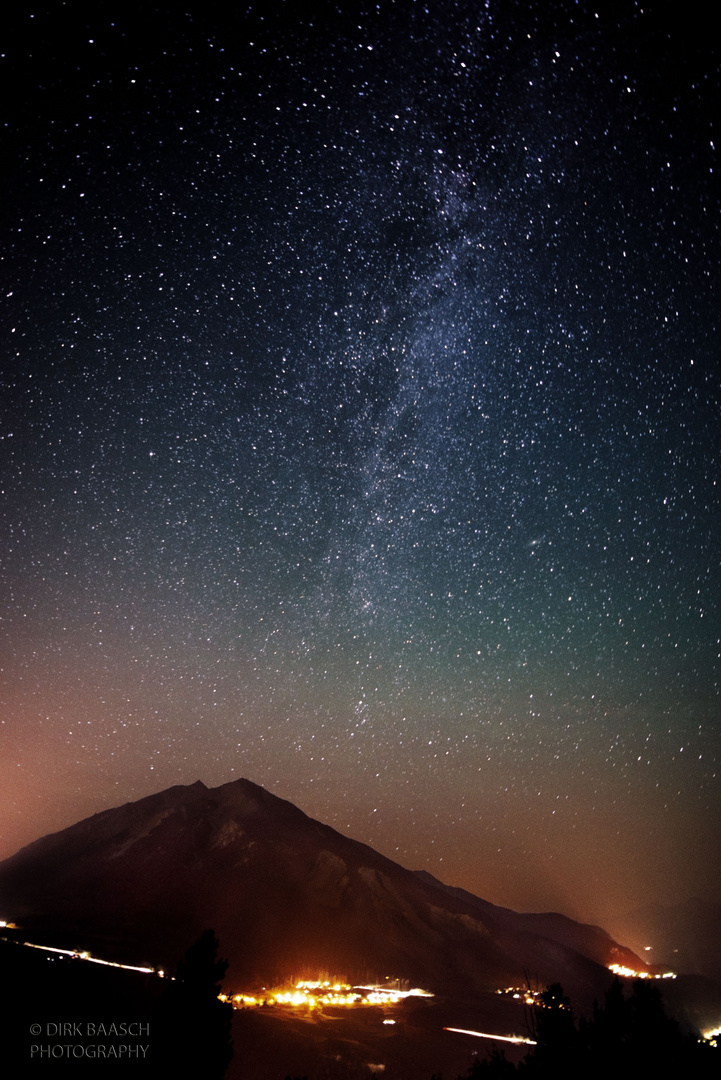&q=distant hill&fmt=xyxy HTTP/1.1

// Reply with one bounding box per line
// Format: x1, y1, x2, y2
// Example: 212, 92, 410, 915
414, 870, 647, 973
0, 778, 644, 1005
606, 898, 721, 984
